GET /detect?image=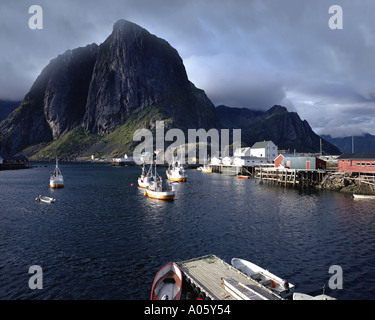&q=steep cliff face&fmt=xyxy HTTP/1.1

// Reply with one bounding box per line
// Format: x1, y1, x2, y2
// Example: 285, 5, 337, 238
0, 44, 98, 156
216, 105, 341, 154
0, 20, 219, 158
83, 20, 218, 135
